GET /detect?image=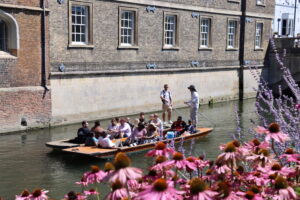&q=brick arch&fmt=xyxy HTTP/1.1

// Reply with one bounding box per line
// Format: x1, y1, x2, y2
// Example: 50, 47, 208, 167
0, 9, 19, 56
